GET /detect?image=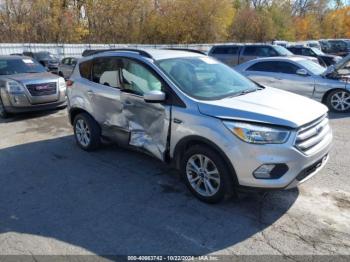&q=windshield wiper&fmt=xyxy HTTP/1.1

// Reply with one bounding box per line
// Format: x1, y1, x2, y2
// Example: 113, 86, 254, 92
229, 88, 258, 98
